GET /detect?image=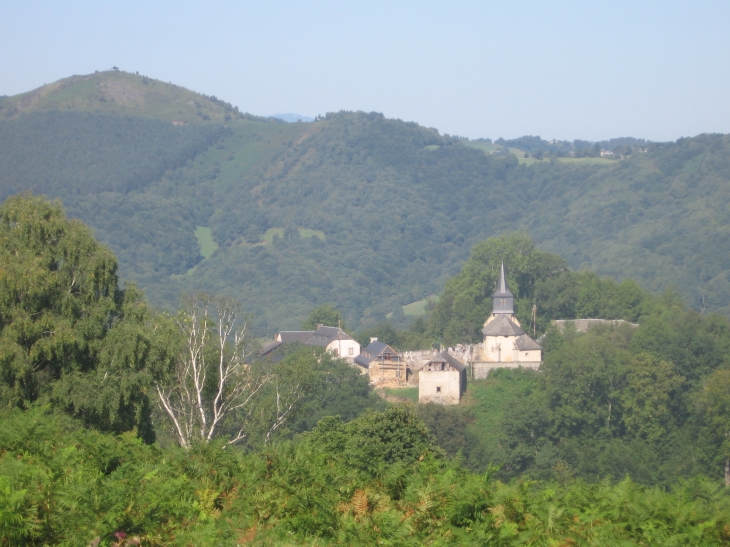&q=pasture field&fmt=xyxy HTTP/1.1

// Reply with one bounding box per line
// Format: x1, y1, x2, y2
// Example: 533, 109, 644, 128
382, 386, 419, 402
402, 295, 438, 316
194, 226, 219, 259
